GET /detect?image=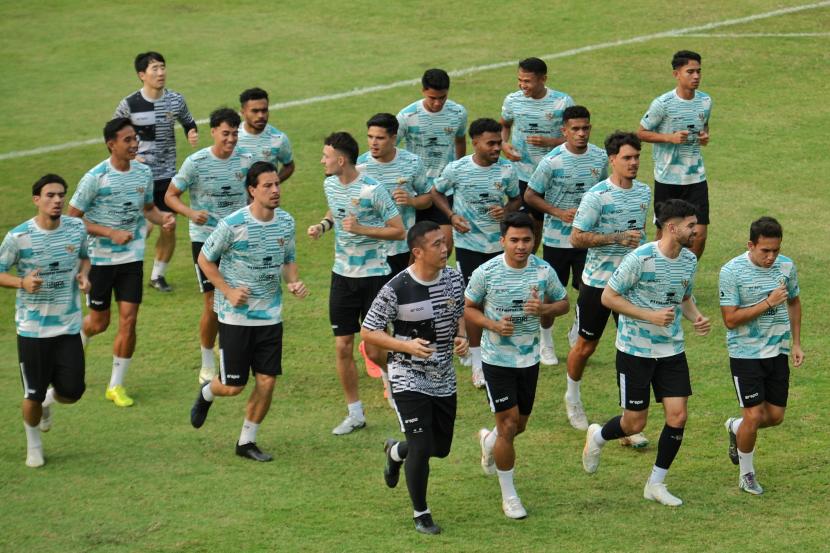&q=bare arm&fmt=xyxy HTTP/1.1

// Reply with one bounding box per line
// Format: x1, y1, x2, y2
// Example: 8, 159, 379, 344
637, 125, 689, 145
307, 210, 334, 239
570, 227, 640, 249
454, 136, 466, 160
68, 205, 133, 244
464, 297, 515, 336
278, 161, 295, 184
197, 252, 249, 307
500, 118, 520, 161
343, 214, 405, 241
143, 203, 176, 230
680, 295, 711, 336
787, 295, 804, 366
164, 184, 208, 225
720, 284, 788, 330
601, 286, 674, 326
282, 261, 308, 298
